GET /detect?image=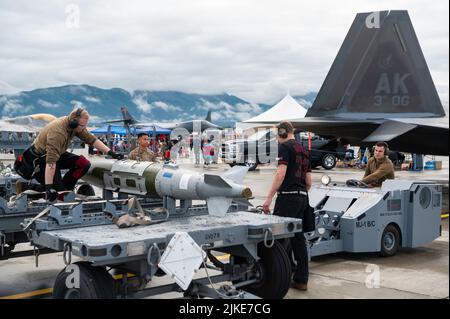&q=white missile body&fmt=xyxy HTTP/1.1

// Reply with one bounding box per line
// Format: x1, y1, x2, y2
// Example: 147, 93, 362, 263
82, 159, 252, 216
